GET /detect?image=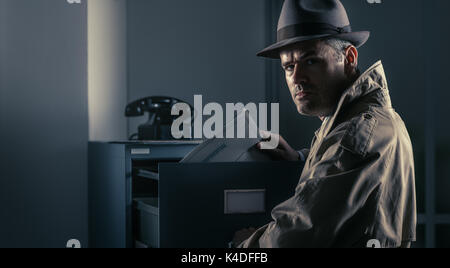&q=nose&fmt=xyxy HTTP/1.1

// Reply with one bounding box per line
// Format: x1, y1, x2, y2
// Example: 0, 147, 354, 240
292, 64, 308, 86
